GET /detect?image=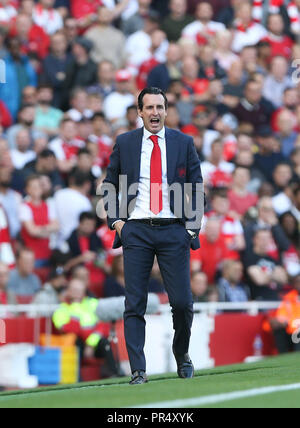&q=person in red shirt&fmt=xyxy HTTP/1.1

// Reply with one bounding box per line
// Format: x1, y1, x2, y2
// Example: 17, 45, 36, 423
66, 212, 108, 297
0, 100, 12, 129
136, 30, 166, 91
228, 167, 258, 218
204, 189, 246, 260
262, 13, 294, 60
0, 262, 16, 306
191, 217, 230, 284
20, 175, 59, 268
71, 0, 104, 31
9, 13, 50, 59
